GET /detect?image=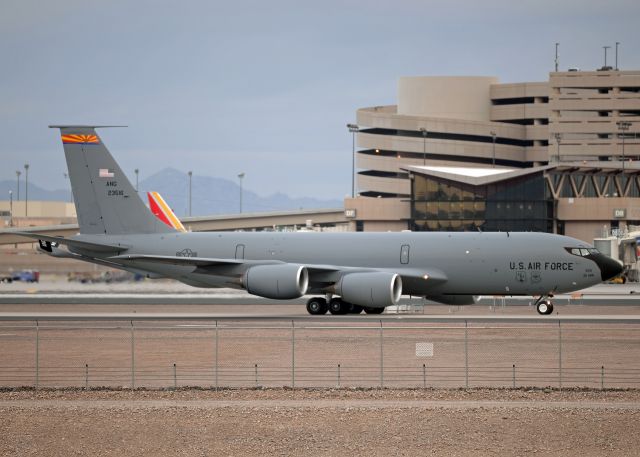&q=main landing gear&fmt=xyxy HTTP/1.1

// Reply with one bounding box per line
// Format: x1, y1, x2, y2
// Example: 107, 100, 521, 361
533, 296, 554, 315
306, 297, 384, 316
